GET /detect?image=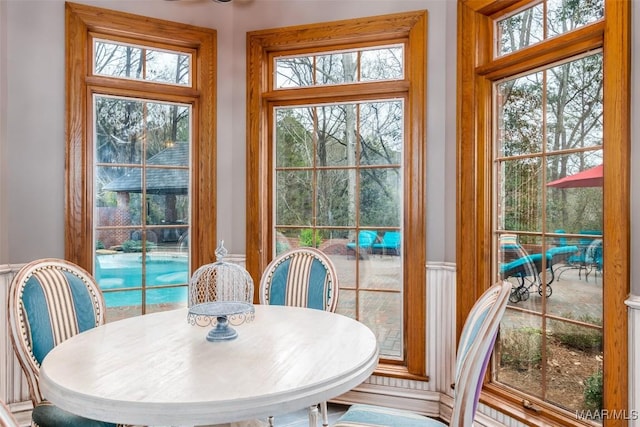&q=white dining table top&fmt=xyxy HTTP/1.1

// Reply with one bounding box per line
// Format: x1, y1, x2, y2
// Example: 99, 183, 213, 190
39, 304, 379, 426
